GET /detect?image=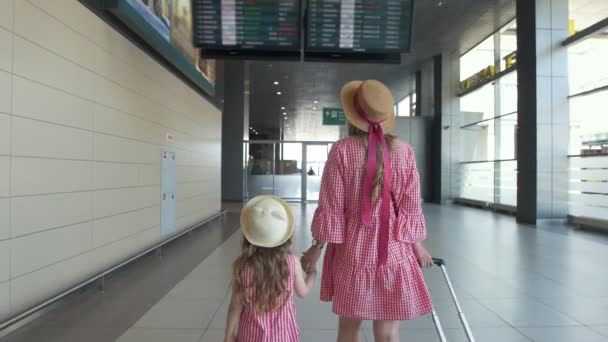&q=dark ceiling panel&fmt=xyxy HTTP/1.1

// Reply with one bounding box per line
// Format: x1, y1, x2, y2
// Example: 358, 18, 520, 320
248, 0, 516, 141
